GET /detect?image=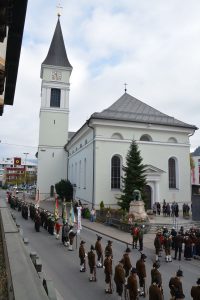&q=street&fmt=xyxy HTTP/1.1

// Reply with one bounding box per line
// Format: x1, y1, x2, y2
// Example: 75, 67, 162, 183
10, 204, 200, 300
